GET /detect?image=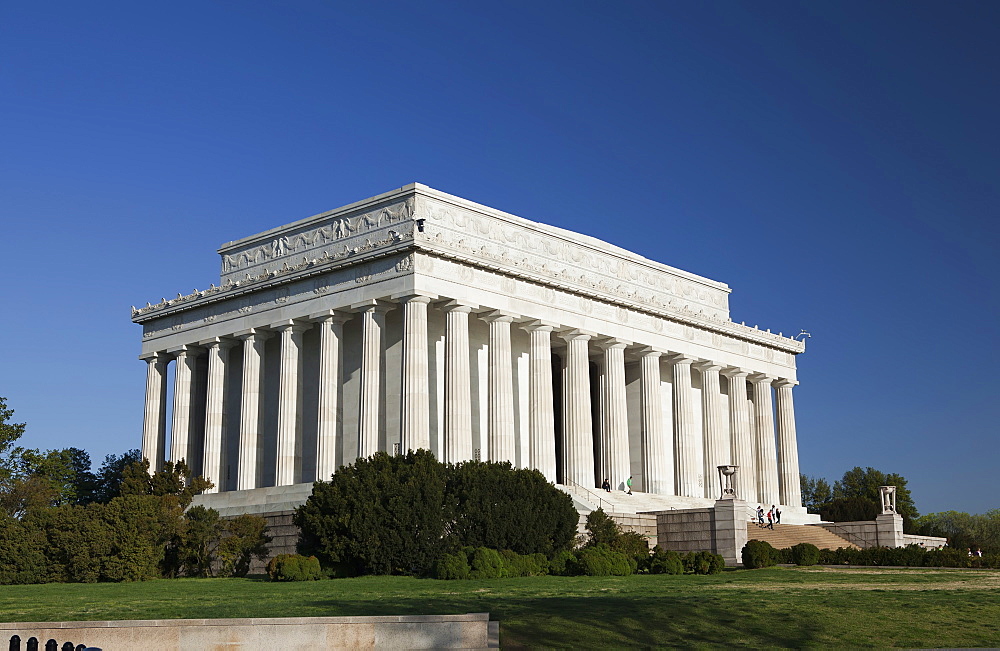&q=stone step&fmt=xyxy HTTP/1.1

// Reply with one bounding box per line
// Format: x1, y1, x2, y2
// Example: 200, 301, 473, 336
747, 523, 858, 550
